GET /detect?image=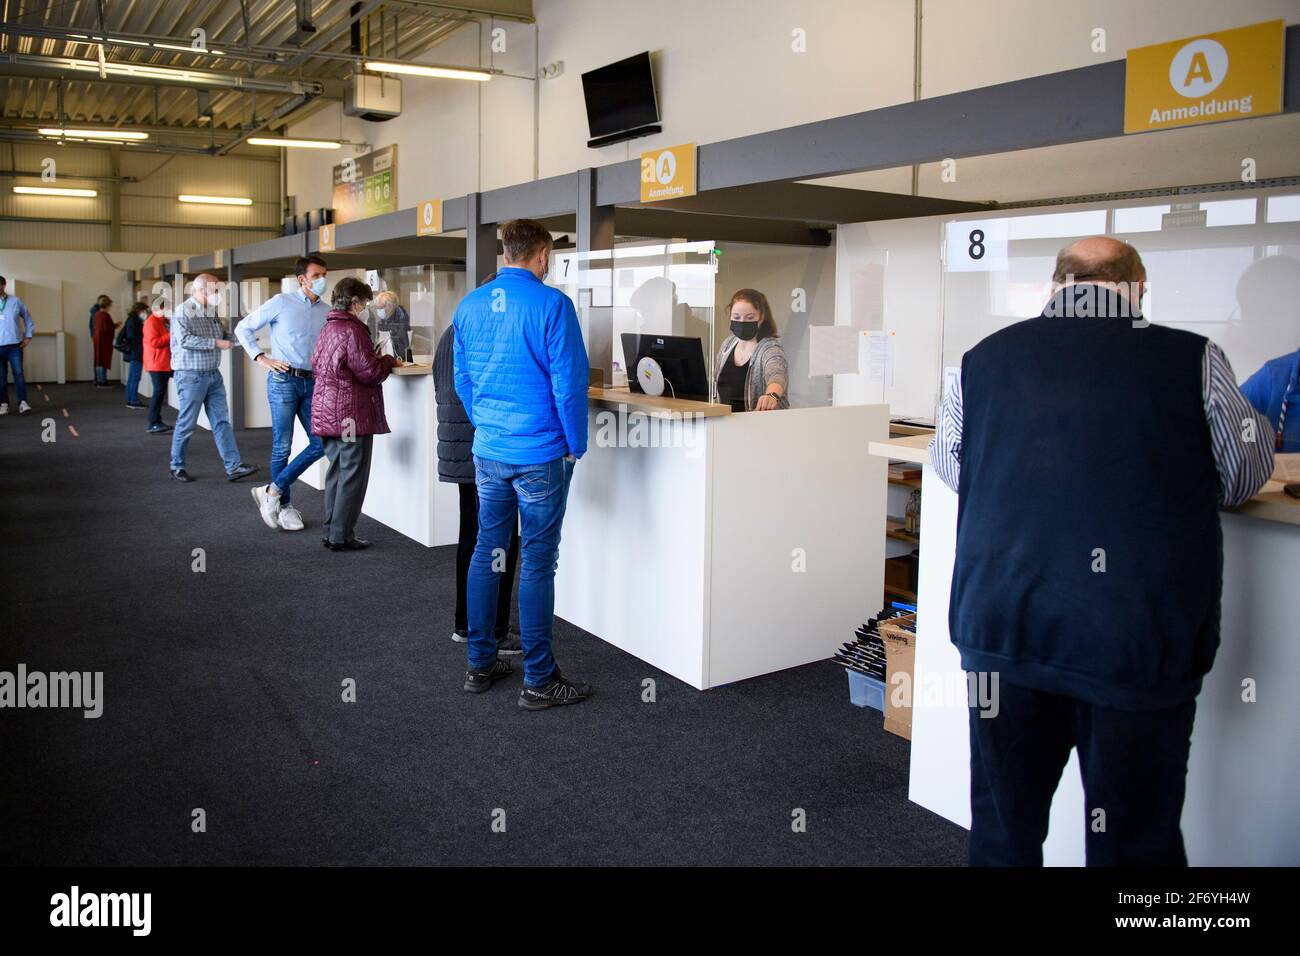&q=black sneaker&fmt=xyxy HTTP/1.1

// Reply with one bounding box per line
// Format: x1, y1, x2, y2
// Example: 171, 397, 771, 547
518, 669, 592, 710
463, 658, 514, 694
